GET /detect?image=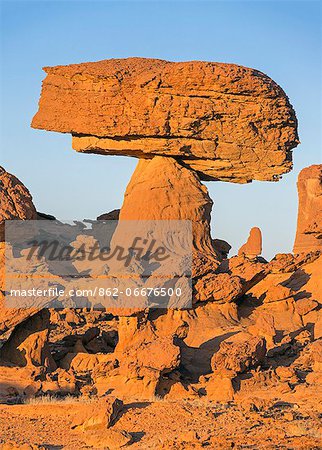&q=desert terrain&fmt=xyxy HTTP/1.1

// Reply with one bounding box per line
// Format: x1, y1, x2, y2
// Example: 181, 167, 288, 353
0, 58, 321, 449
